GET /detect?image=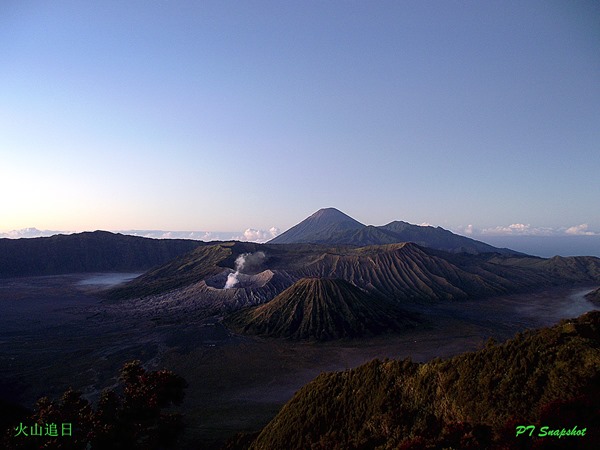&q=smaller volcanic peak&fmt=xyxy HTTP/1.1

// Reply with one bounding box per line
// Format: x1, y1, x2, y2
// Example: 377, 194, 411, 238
378, 221, 512, 254
268, 208, 365, 244
224, 277, 416, 341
